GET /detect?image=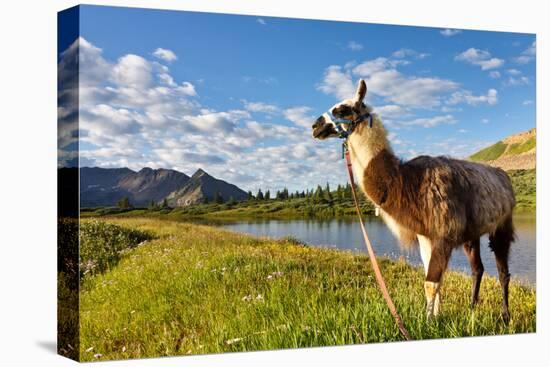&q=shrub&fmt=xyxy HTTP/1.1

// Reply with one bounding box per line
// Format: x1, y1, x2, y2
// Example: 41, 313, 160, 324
79, 220, 154, 279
